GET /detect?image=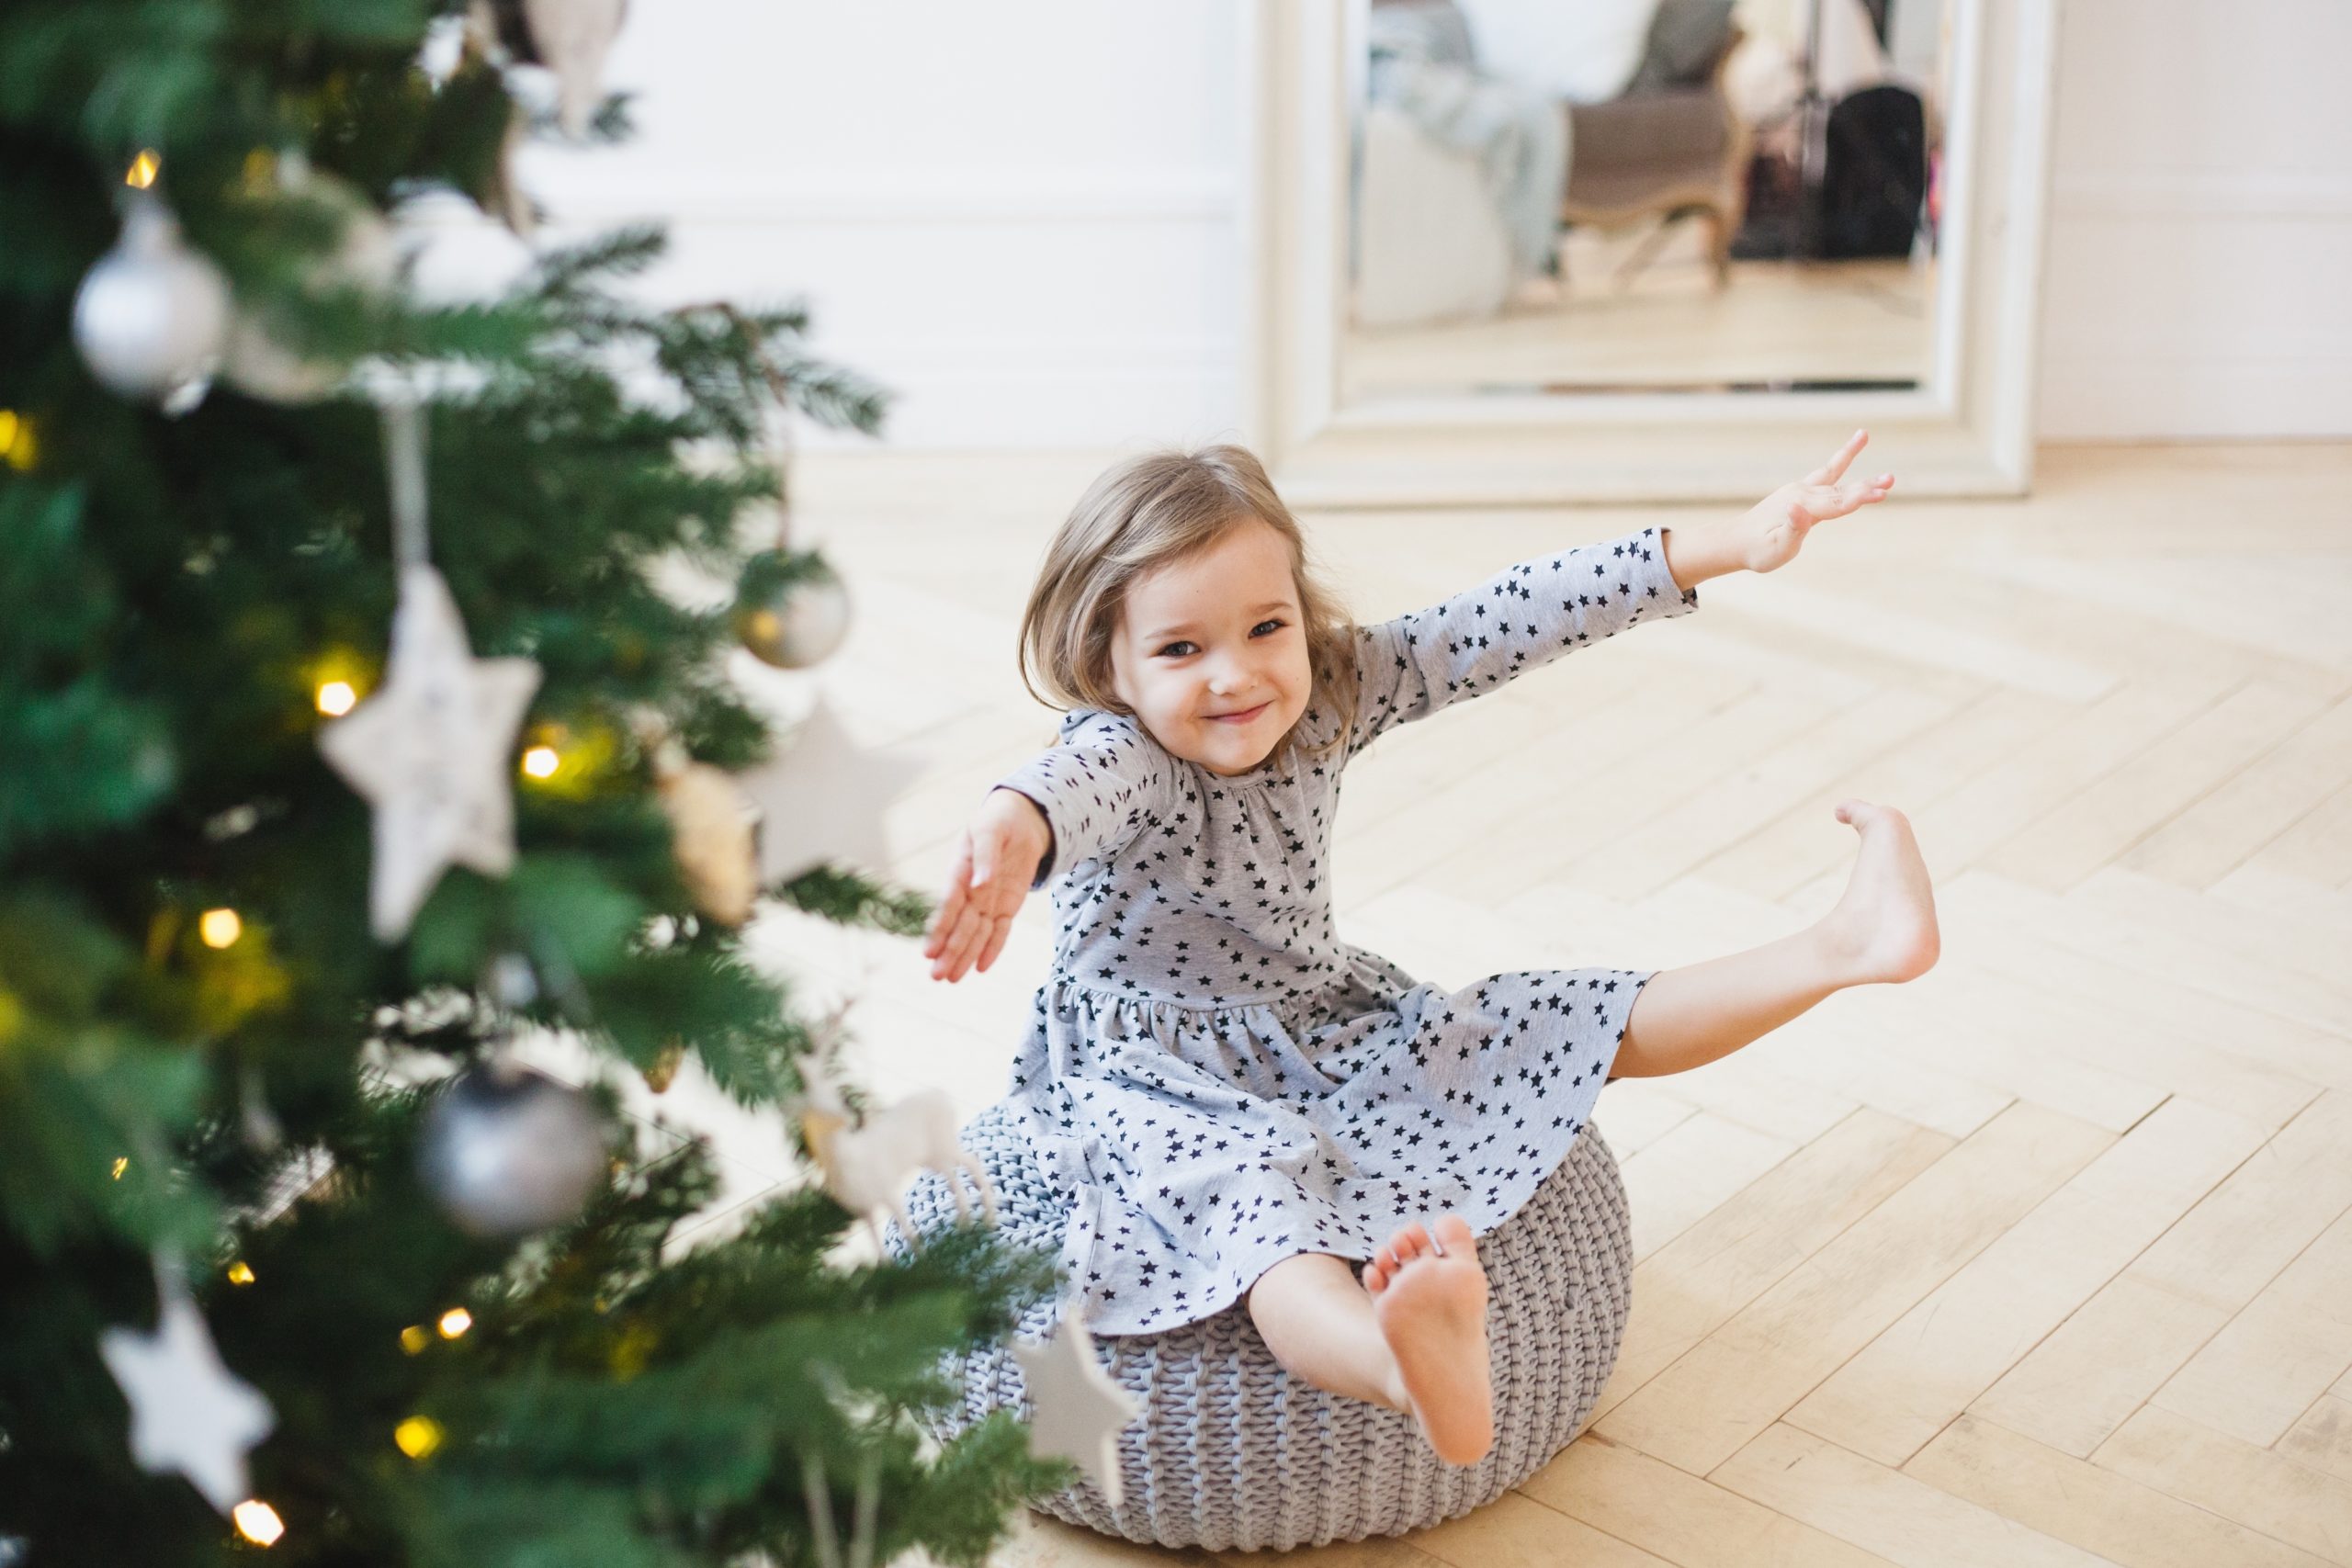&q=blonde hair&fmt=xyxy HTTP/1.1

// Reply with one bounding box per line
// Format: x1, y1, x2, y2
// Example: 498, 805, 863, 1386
1016, 444, 1361, 767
